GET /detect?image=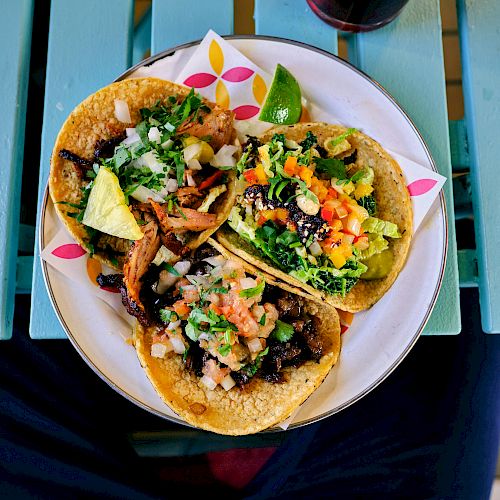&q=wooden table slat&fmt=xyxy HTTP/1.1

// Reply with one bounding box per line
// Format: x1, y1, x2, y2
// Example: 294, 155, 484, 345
457, 0, 500, 333
355, 0, 461, 335
254, 0, 338, 55
0, 0, 34, 339
151, 0, 233, 55
30, 0, 134, 339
